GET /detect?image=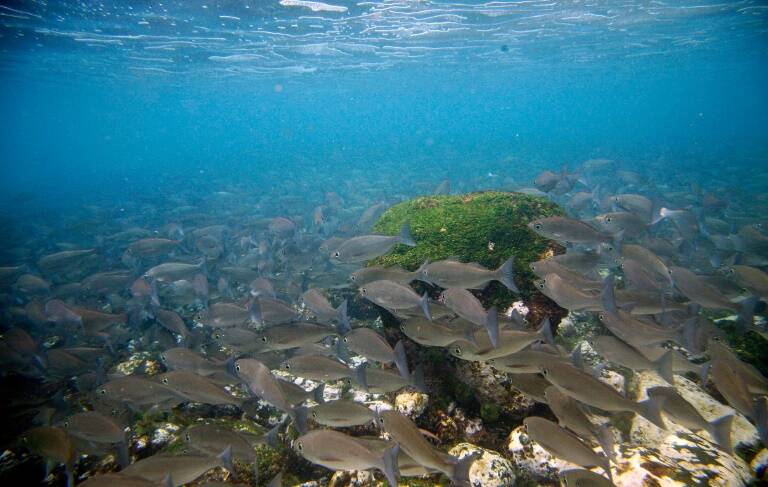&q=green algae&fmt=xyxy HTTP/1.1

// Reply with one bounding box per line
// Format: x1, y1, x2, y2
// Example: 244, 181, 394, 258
370, 191, 564, 307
